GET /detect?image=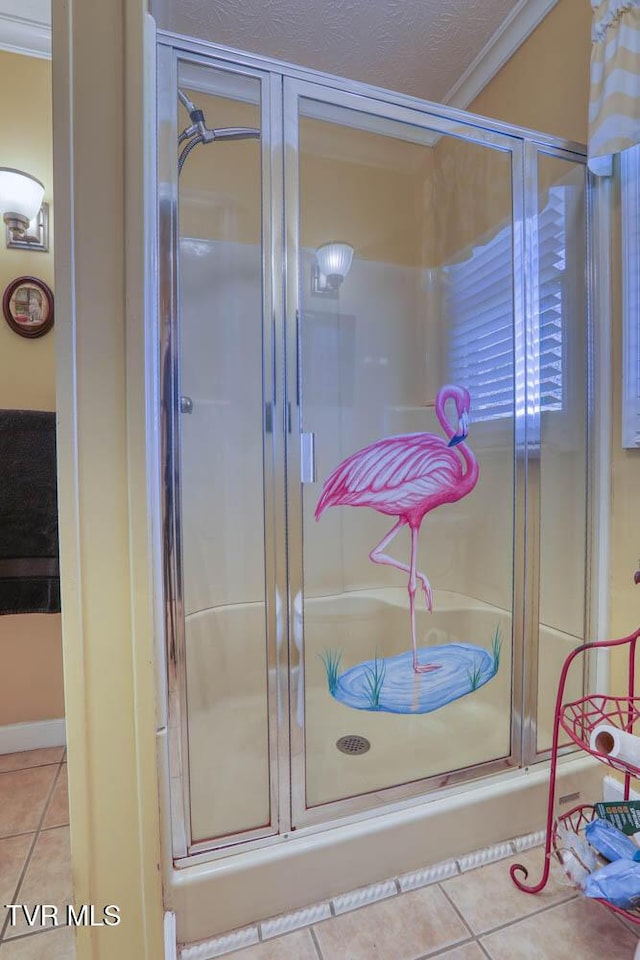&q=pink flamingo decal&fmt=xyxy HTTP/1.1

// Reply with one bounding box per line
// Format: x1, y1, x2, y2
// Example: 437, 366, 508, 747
315, 384, 479, 674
